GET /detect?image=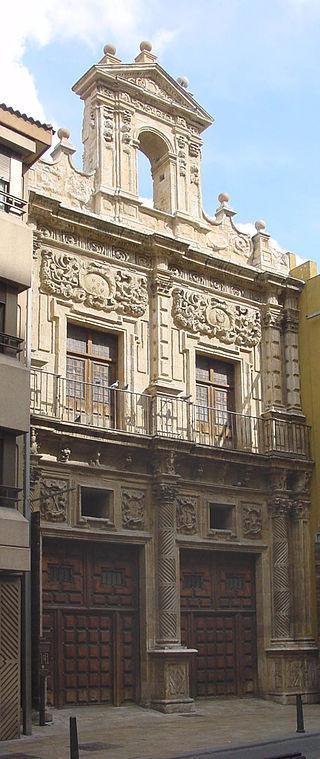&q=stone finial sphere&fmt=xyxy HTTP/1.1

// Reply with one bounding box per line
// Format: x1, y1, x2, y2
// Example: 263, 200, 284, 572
104, 43, 116, 55
57, 127, 70, 140
140, 40, 152, 52
255, 219, 266, 232
177, 76, 189, 89
218, 192, 229, 204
